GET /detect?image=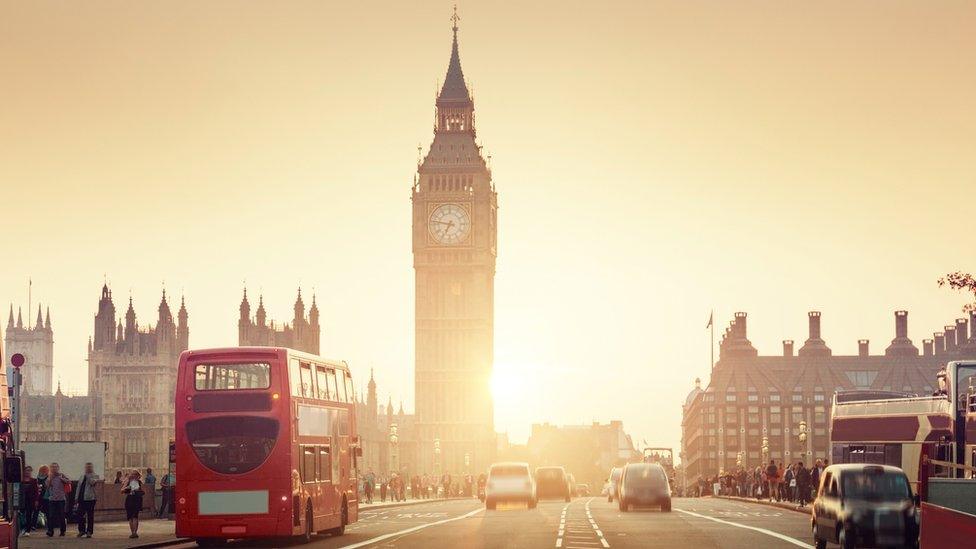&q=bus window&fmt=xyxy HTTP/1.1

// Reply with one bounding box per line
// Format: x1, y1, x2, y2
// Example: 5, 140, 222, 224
328, 370, 340, 402
335, 371, 347, 402
302, 446, 316, 483
194, 362, 270, 390
331, 444, 340, 481
319, 448, 331, 483
289, 358, 302, 397
338, 410, 349, 436
345, 375, 355, 404
315, 365, 331, 400
299, 362, 314, 398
